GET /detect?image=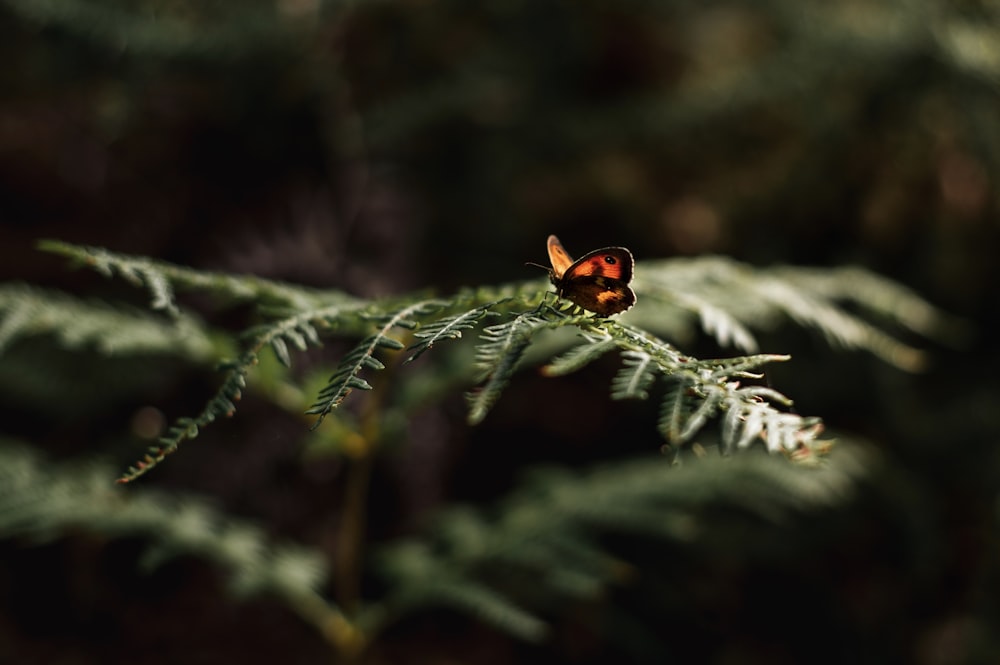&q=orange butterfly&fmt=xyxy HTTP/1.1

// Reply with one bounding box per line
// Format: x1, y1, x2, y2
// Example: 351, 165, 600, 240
545, 234, 636, 316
